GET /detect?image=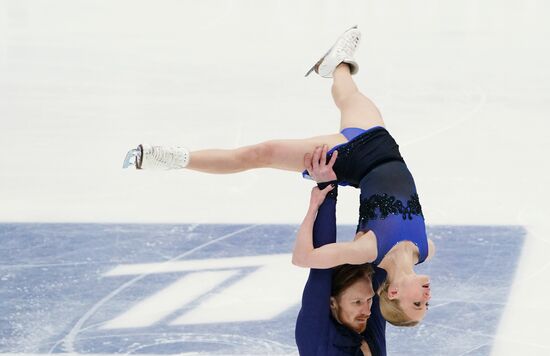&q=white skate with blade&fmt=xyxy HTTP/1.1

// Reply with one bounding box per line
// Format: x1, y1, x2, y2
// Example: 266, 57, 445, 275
122, 144, 190, 170
305, 25, 361, 78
